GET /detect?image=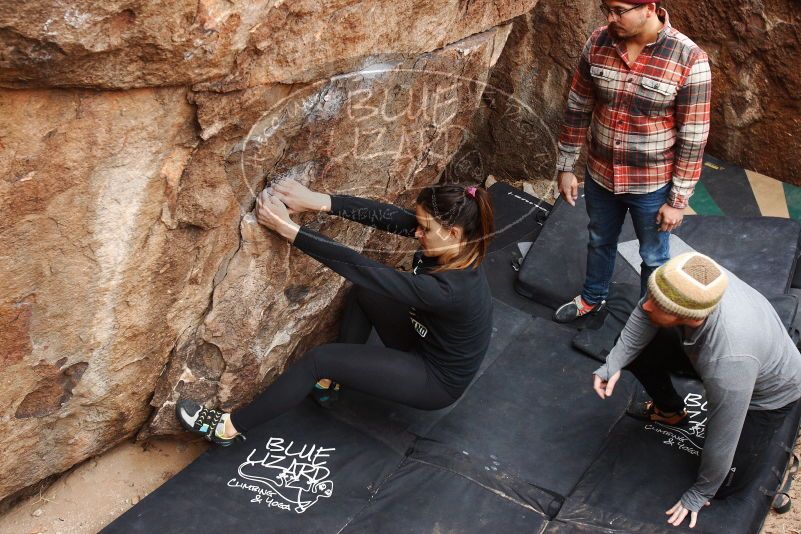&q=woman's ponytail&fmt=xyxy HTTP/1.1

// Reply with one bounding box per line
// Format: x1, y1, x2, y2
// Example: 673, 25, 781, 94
472, 186, 494, 266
